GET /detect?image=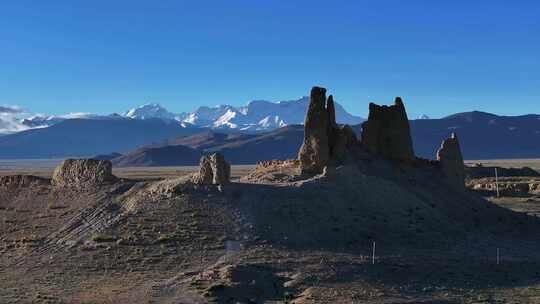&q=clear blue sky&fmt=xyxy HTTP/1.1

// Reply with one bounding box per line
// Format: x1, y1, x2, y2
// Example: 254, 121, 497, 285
1, 0, 539, 118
